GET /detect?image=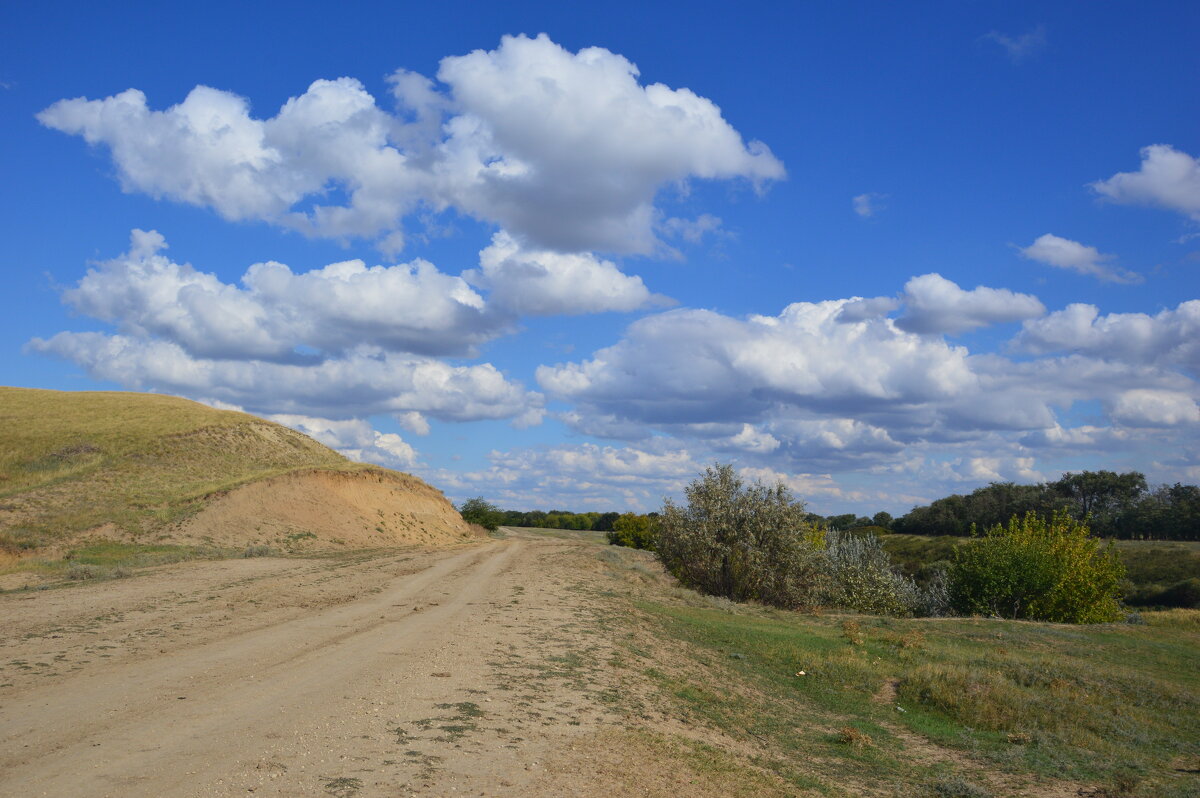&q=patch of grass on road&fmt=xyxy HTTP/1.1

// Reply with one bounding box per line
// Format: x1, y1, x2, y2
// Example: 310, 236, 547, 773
2, 541, 232, 587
